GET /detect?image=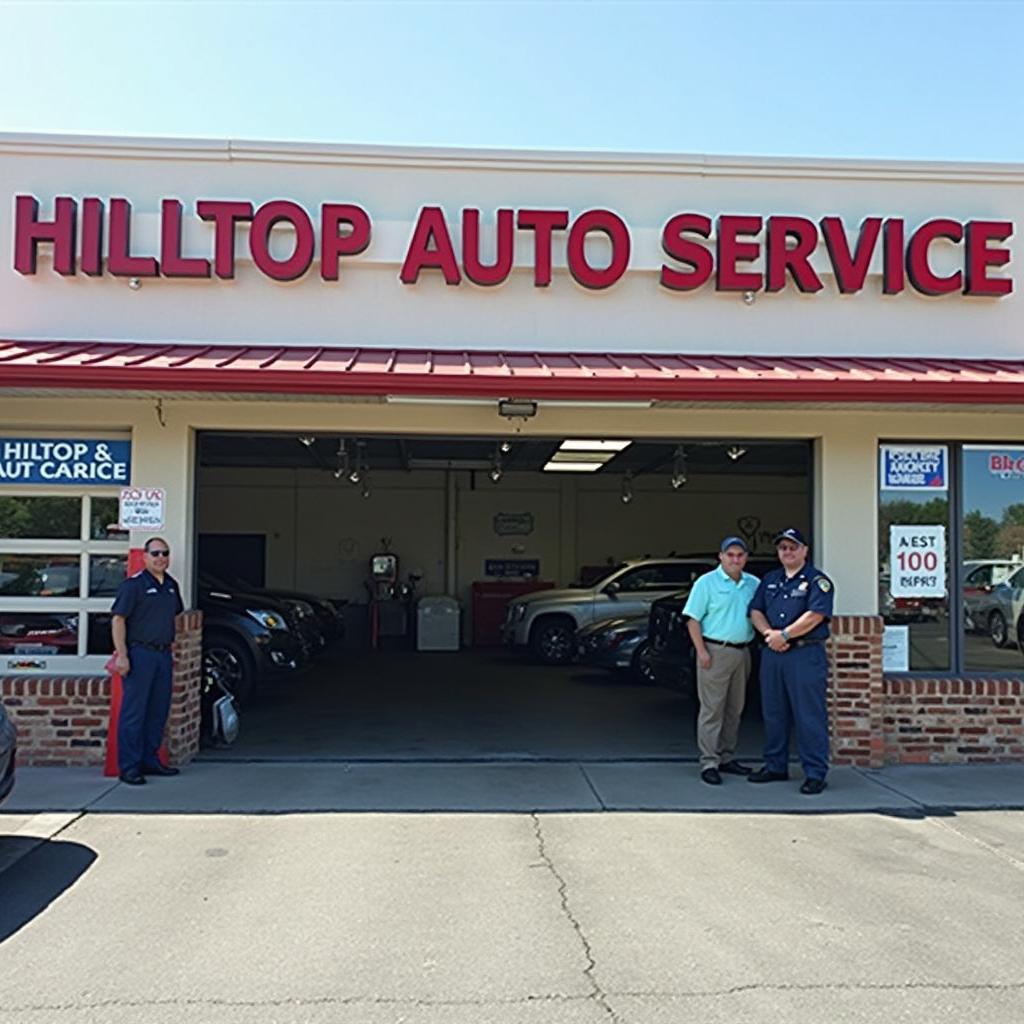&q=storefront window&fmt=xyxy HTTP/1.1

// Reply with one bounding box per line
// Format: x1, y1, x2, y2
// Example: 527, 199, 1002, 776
0, 554, 81, 597
878, 444, 951, 671
0, 492, 128, 665
90, 497, 126, 539
0, 496, 80, 538
0, 611, 79, 655
962, 446, 1024, 671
